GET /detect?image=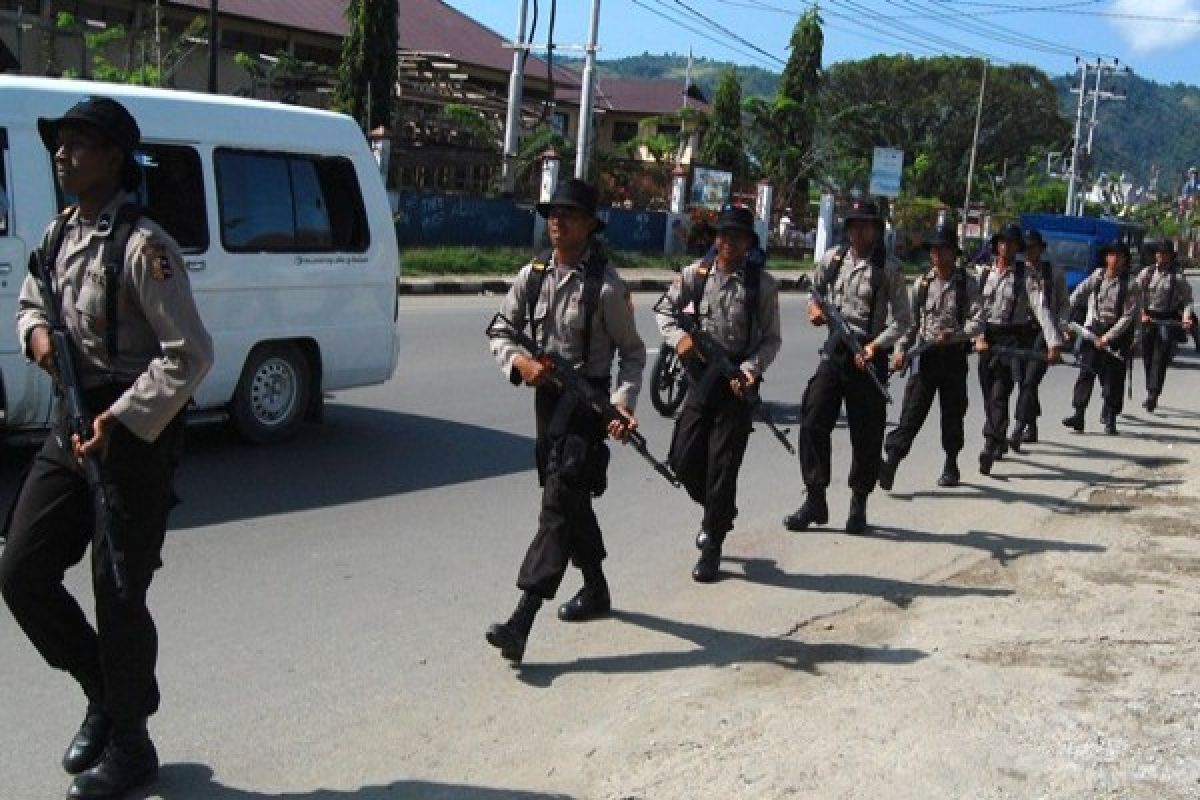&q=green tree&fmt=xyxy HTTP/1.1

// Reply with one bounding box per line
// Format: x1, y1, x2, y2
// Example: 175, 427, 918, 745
699, 67, 745, 181
335, 0, 398, 130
